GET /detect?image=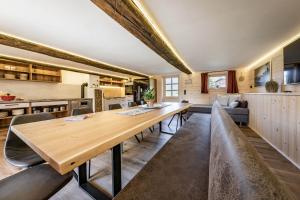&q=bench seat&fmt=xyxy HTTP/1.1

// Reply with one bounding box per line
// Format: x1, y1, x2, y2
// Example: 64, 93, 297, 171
114, 113, 211, 200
